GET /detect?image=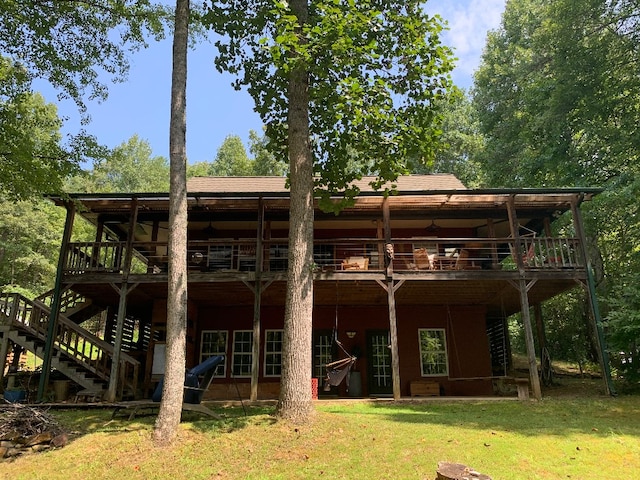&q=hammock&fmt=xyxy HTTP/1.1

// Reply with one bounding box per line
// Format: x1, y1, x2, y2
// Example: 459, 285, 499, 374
323, 340, 357, 391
